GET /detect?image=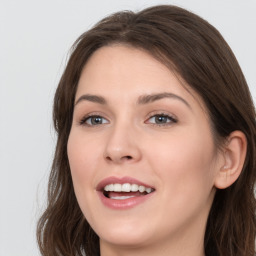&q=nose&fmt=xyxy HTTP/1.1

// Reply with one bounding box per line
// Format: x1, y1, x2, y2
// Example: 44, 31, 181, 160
103, 123, 142, 164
